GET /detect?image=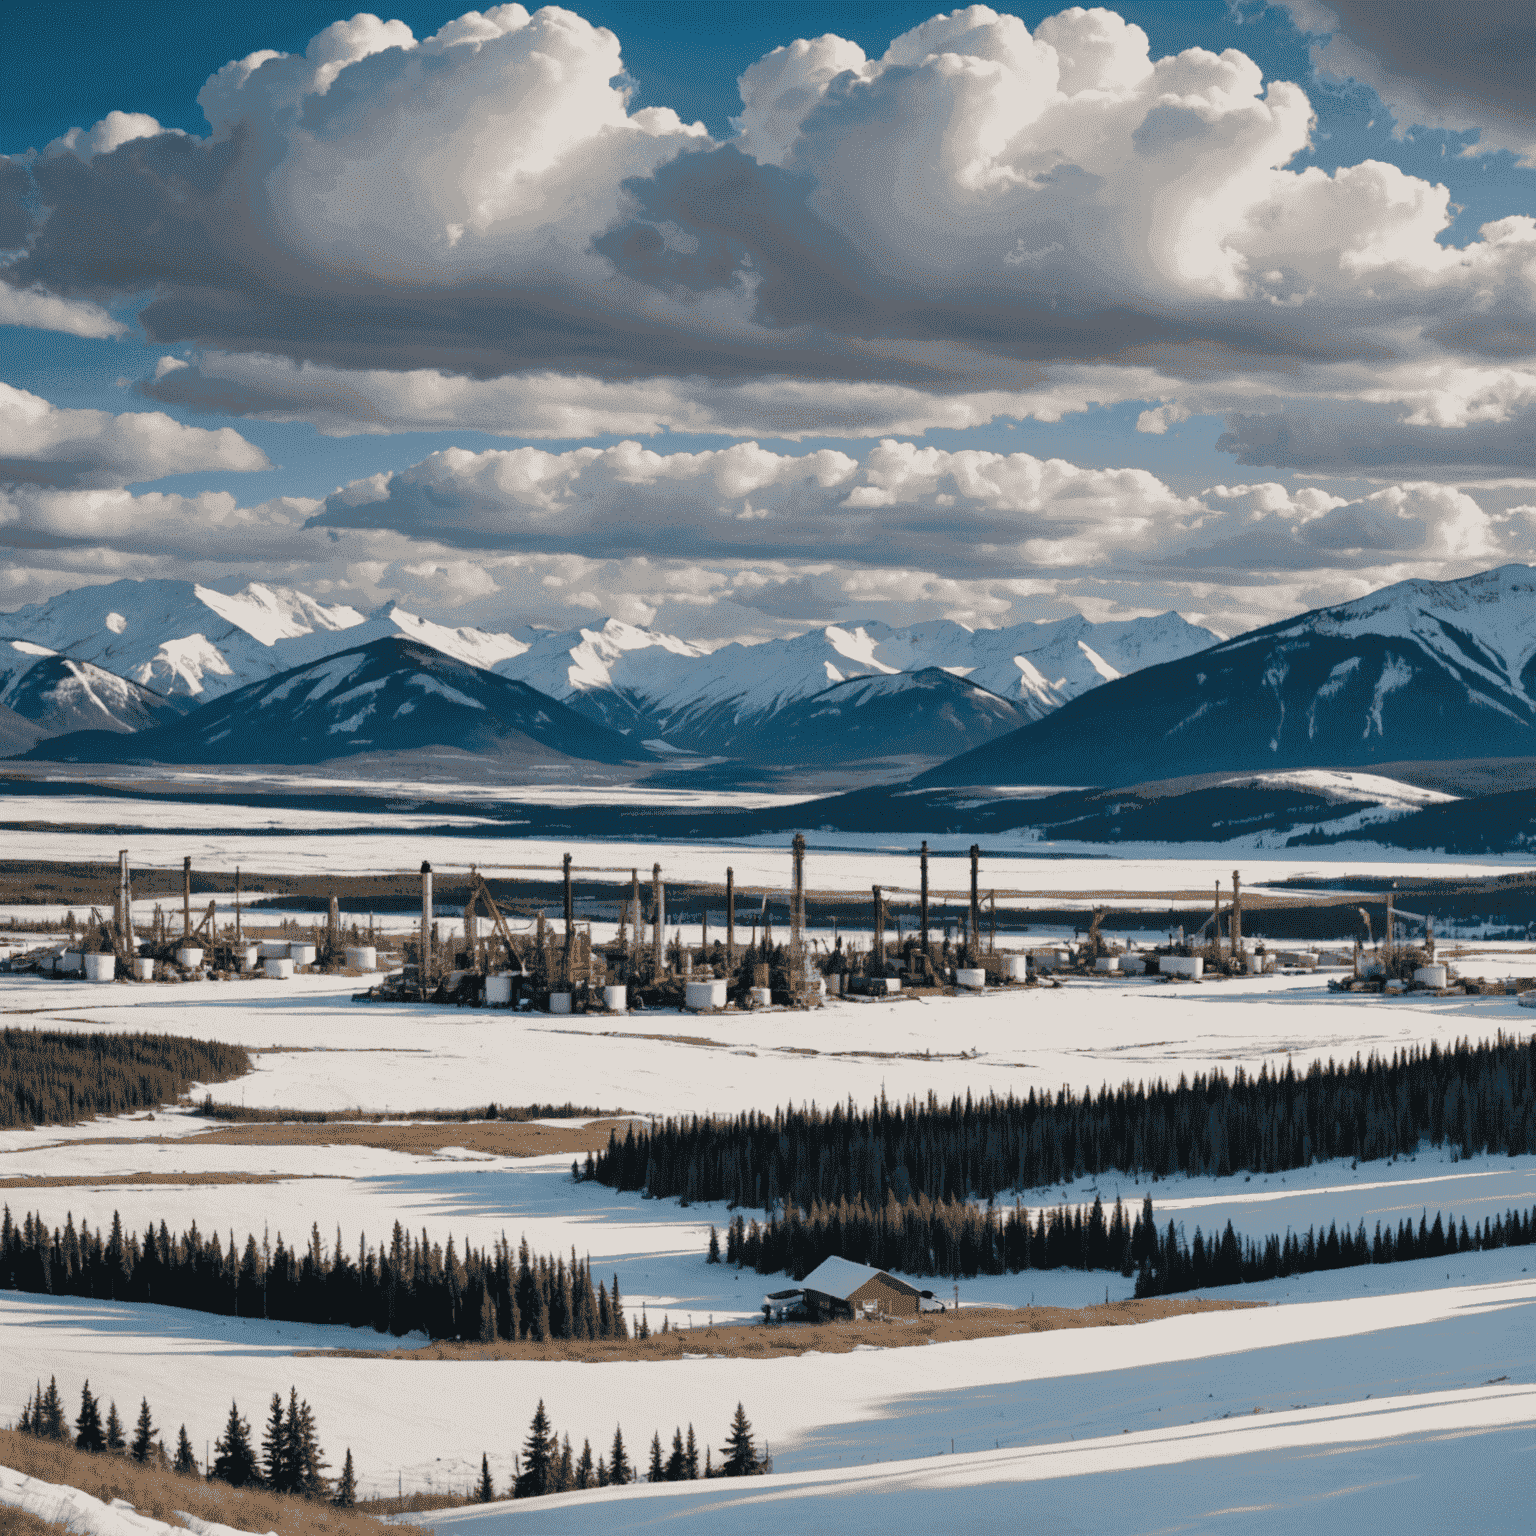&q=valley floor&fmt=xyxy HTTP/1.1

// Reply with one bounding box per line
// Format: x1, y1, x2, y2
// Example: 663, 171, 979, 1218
4, 845, 1536, 1532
